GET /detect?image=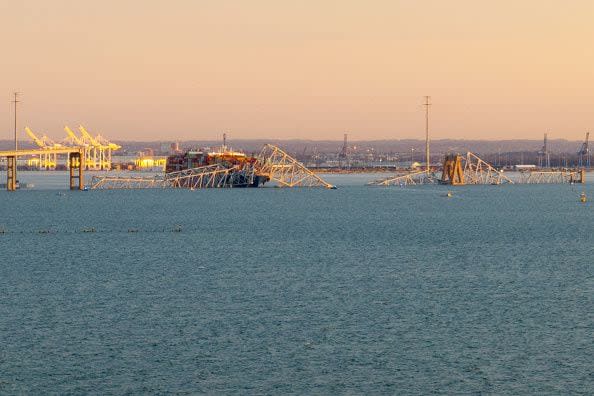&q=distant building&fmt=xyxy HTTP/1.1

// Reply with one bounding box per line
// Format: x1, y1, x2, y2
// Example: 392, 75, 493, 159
159, 143, 171, 153
514, 164, 537, 171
